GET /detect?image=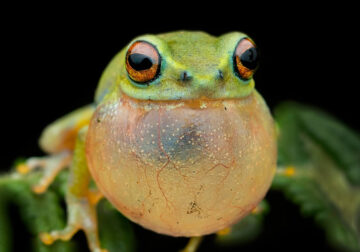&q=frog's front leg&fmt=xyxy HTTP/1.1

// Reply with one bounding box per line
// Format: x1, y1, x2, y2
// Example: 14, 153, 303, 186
16, 105, 94, 193
40, 127, 106, 252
